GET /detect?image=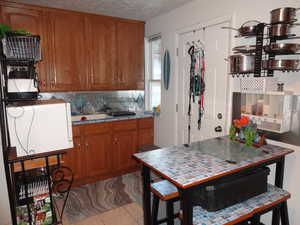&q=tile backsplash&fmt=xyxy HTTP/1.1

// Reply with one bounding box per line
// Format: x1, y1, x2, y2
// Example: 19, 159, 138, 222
40, 91, 145, 115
